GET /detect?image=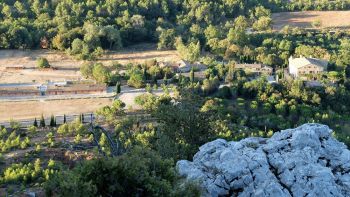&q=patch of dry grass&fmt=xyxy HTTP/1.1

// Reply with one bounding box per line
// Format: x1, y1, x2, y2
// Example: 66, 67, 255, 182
272, 11, 350, 30
0, 98, 113, 121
